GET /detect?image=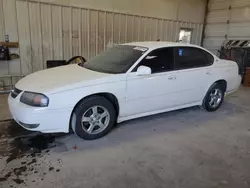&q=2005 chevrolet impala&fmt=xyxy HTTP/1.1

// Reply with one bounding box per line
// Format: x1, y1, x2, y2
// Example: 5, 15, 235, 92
8, 42, 241, 140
